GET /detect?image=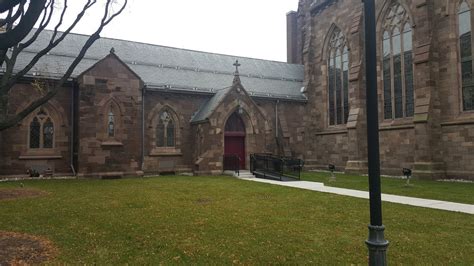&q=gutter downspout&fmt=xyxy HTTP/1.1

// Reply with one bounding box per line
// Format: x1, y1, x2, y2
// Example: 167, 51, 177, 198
275, 100, 279, 138
70, 81, 77, 176
141, 85, 145, 173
